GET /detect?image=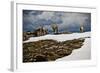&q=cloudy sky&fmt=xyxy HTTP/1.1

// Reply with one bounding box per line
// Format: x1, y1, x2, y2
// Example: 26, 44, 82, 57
23, 10, 91, 33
